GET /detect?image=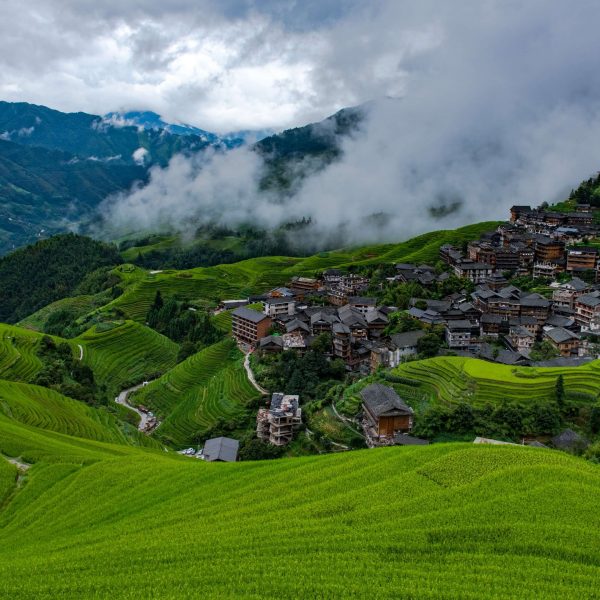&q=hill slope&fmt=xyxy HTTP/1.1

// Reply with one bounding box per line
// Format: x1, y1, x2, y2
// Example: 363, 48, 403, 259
0, 441, 599, 598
